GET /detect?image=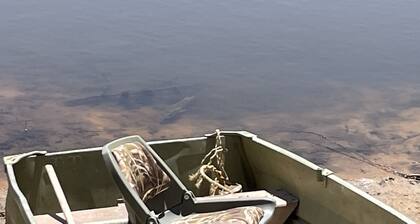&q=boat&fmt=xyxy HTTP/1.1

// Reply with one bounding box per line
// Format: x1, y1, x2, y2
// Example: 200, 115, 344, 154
3, 130, 415, 223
